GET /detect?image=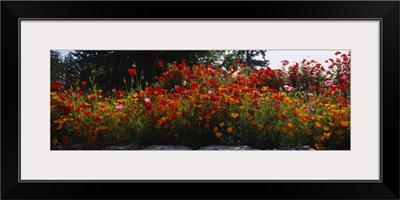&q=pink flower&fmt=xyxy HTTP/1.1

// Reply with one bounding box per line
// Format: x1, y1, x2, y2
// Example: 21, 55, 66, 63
208, 90, 214, 95
283, 85, 293, 91
144, 97, 151, 104
307, 93, 314, 97
115, 104, 124, 112
325, 80, 333, 85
